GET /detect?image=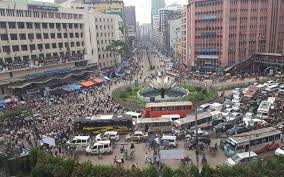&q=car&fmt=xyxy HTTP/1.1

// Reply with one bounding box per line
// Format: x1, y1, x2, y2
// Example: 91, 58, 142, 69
198, 119, 224, 130
275, 146, 284, 156
232, 103, 242, 112
226, 151, 260, 167
190, 128, 209, 137
226, 112, 243, 122
226, 126, 250, 135
222, 108, 233, 117
243, 112, 254, 122
213, 122, 234, 132
277, 121, 284, 130
198, 103, 211, 112
125, 131, 148, 142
